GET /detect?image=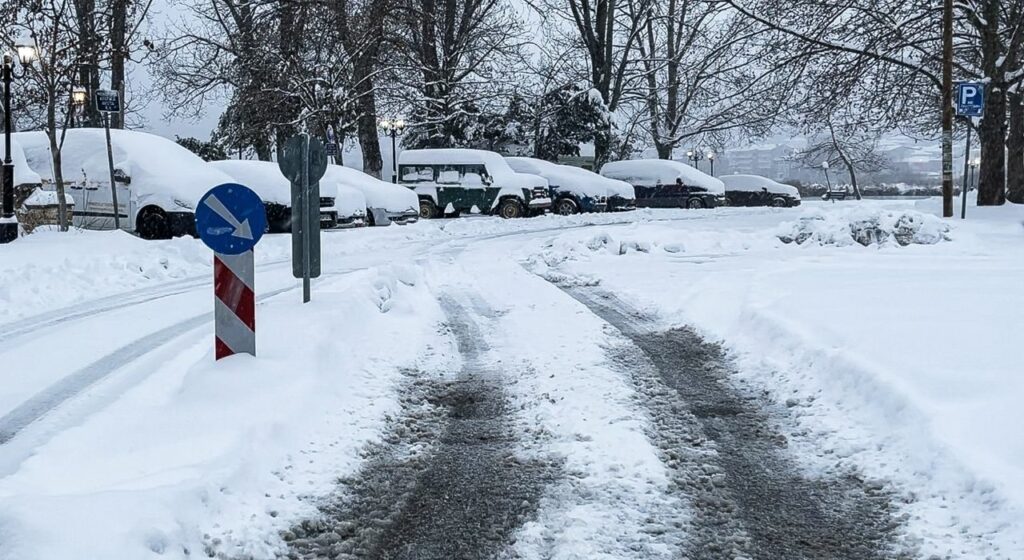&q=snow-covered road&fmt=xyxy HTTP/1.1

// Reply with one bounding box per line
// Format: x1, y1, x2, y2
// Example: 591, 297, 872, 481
0, 202, 1021, 559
